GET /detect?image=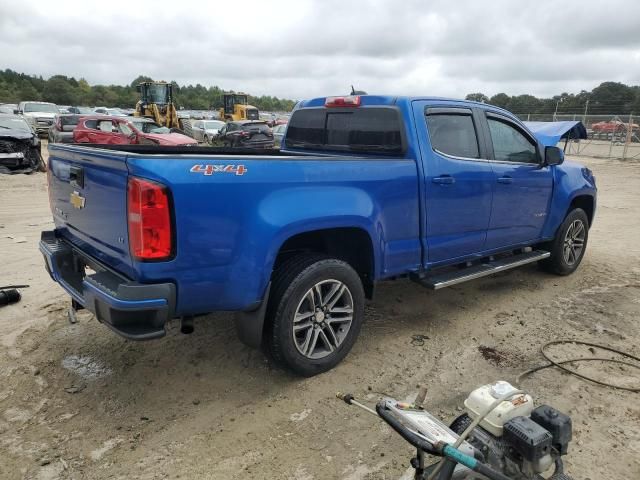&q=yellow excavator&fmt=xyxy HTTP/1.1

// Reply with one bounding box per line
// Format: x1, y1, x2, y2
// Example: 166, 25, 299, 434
219, 93, 260, 122
134, 81, 191, 134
